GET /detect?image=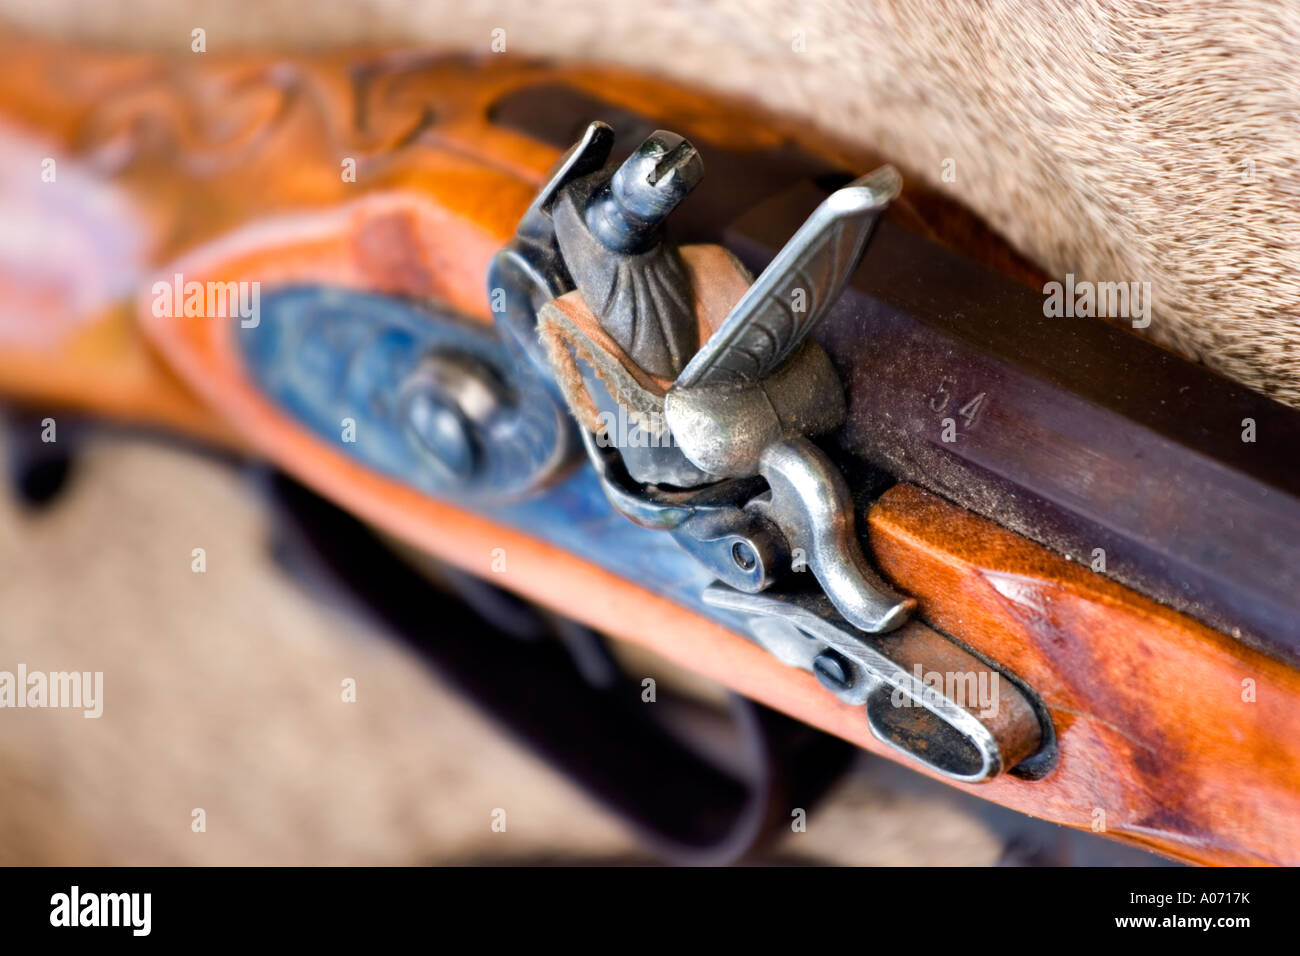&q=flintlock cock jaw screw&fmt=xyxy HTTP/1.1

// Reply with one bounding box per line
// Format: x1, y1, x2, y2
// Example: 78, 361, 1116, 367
583, 132, 704, 254
551, 130, 704, 380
